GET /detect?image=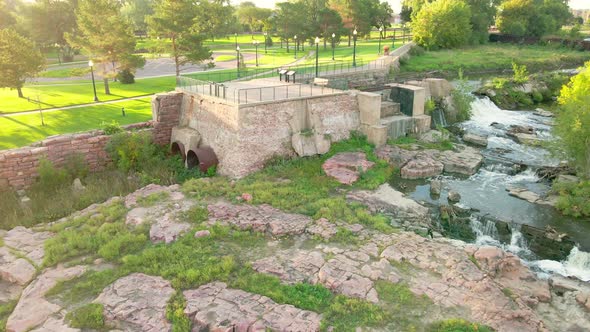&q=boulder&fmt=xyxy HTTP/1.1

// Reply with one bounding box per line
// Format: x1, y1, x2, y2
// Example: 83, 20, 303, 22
556, 174, 579, 184
194, 230, 211, 238
534, 108, 554, 117
418, 130, 449, 144
208, 202, 312, 236
95, 273, 175, 332
430, 179, 442, 196
512, 133, 542, 146
436, 145, 483, 175
447, 191, 461, 203
183, 282, 322, 331
322, 152, 375, 185
3, 227, 53, 266
506, 187, 556, 206
72, 178, 85, 192
306, 218, 338, 239
0, 247, 36, 285
401, 155, 444, 179
292, 132, 331, 157
463, 133, 488, 147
